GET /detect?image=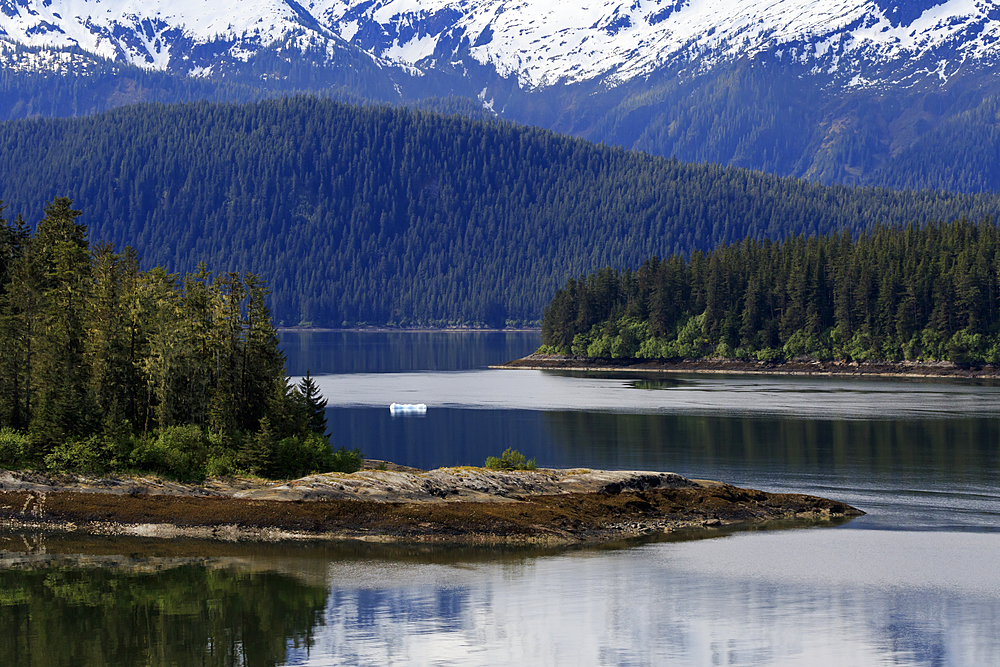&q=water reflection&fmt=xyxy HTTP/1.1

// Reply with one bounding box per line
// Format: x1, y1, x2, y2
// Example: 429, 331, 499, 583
4, 331, 998, 666
312, 370, 1000, 419
281, 331, 540, 376
629, 377, 687, 390
4, 523, 999, 666
304, 530, 1000, 667
328, 406, 544, 469
0, 558, 328, 667
8, 528, 997, 667
541, 412, 1000, 532
542, 411, 1000, 479
323, 405, 1000, 531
